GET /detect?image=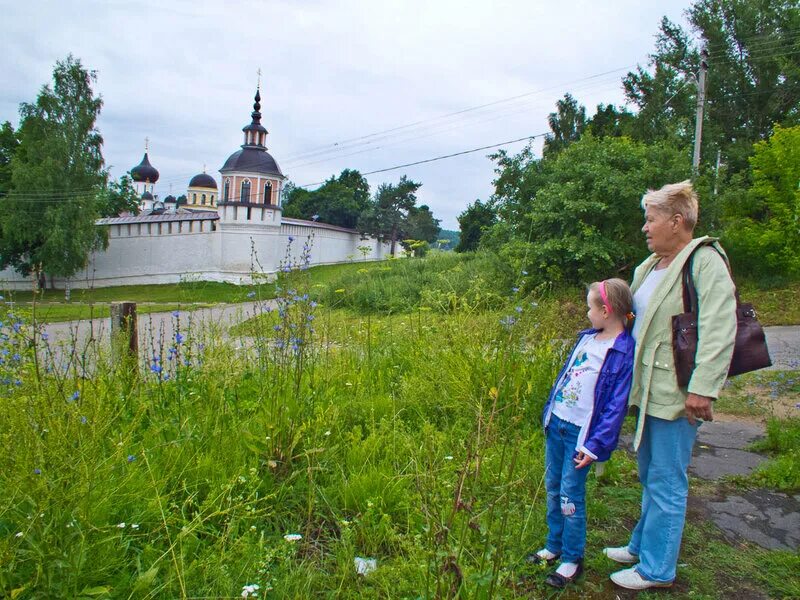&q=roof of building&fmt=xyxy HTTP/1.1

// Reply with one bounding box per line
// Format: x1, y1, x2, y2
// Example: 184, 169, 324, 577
189, 172, 218, 189
220, 147, 284, 178
141, 191, 154, 200
97, 211, 219, 225
281, 217, 359, 234
131, 152, 160, 183
163, 195, 176, 203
